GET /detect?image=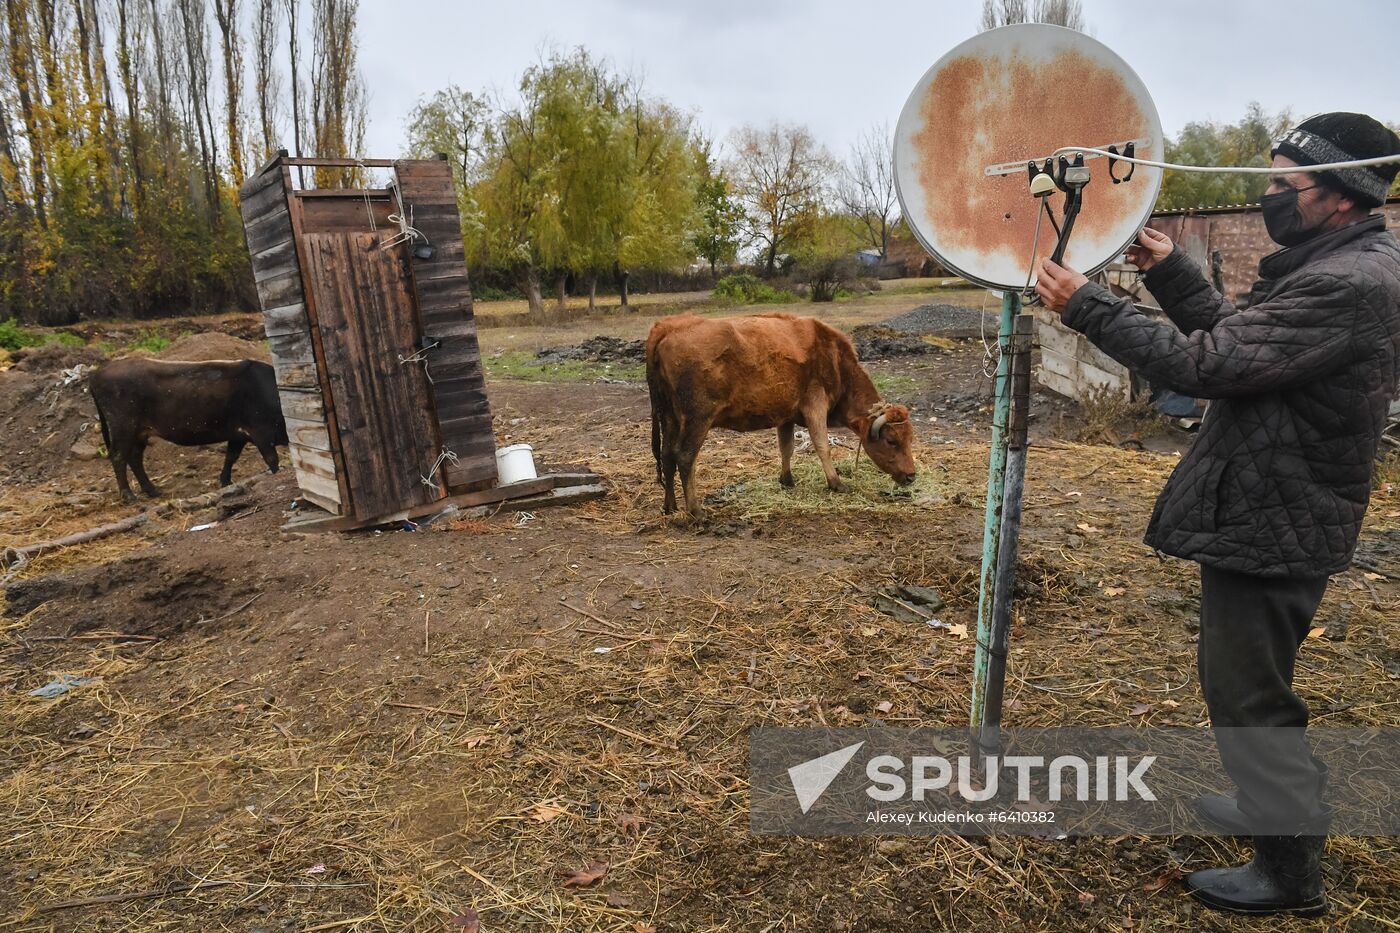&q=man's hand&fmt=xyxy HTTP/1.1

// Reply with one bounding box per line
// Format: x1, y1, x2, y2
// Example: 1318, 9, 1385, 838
1125, 227, 1173, 272
1035, 258, 1089, 314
